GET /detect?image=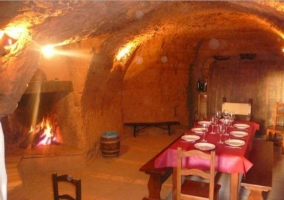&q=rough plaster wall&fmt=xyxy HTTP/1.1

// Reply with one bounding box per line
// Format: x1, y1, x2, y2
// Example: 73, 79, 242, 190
0, 47, 39, 117
81, 35, 192, 157
81, 48, 124, 159
51, 38, 108, 150
122, 36, 190, 126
